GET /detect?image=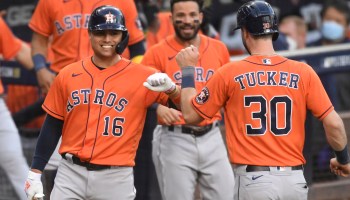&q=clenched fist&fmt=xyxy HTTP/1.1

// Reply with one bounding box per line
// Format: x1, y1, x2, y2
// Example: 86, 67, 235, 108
175, 45, 199, 68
